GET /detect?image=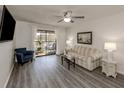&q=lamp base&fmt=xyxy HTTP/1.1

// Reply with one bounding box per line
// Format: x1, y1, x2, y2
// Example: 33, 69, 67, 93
107, 51, 114, 61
